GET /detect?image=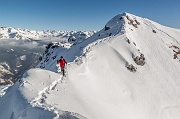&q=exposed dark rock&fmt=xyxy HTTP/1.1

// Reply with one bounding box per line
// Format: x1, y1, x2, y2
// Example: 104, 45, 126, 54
52, 56, 56, 60
135, 20, 140, 25
109, 33, 112, 36
120, 17, 123, 20
127, 64, 137, 72
133, 24, 138, 28
68, 36, 76, 42
39, 56, 42, 61
134, 54, 145, 66
152, 30, 156, 33
104, 25, 110, 31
